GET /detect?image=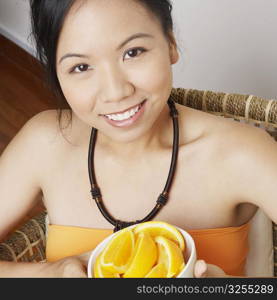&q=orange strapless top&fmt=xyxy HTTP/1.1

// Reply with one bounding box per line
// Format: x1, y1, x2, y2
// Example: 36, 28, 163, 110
46, 222, 250, 276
